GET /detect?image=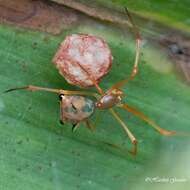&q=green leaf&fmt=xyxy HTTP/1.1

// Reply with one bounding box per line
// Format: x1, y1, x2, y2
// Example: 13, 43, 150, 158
1, 6, 190, 190
95, 0, 190, 33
